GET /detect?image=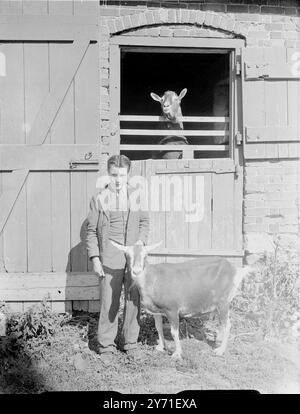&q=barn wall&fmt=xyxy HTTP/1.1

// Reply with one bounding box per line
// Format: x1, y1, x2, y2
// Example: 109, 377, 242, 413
100, 0, 300, 261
